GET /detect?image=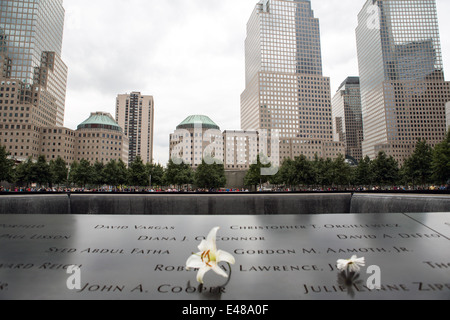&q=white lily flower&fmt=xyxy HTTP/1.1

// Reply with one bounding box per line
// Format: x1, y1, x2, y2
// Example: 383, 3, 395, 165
337, 255, 366, 273
186, 227, 236, 284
